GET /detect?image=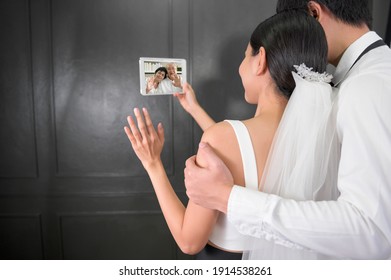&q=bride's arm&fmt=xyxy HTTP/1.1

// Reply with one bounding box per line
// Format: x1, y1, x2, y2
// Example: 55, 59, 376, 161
124, 108, 218, 254
174, 83, 215, 131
